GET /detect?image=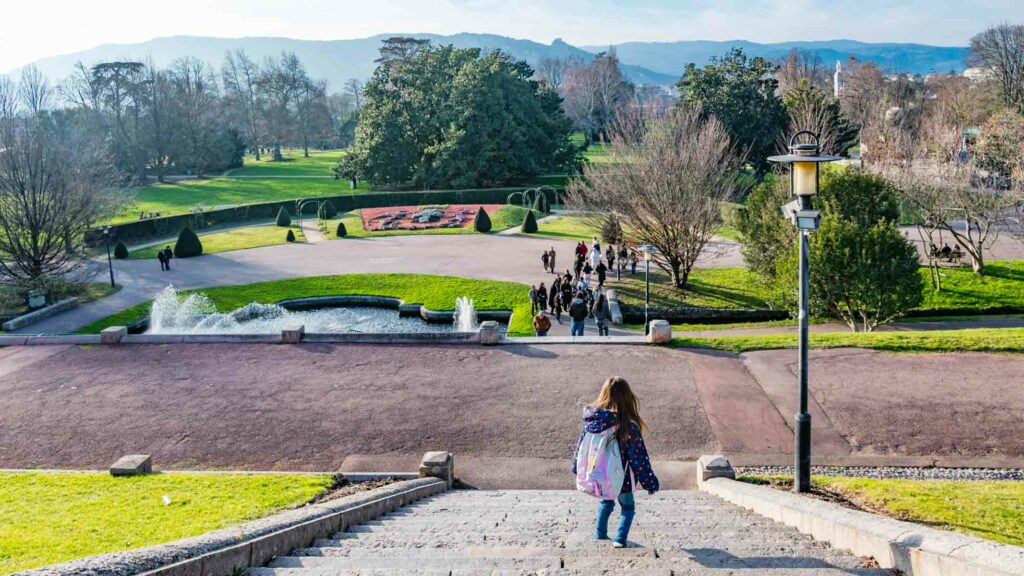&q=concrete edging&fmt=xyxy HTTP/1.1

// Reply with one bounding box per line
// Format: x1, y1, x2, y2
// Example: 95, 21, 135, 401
2, 298, 79, 332
17, 477, 447, 576
700, 475, 1024, 575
